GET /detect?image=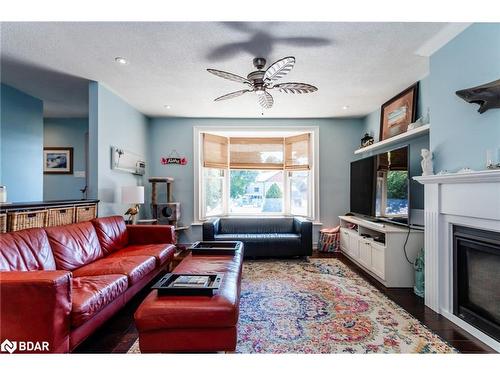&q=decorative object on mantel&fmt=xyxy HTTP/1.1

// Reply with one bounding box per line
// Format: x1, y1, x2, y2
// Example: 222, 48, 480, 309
380, 83, 418, 141
160, 150, 188, 165
360, 133, 374, 148
43, 147, 74, 174
111, 146, 146, 176
122, 186, 145, 225
486, 148, 500, 169
457, 167, 475, 173
455, 78, 500, 114
420, 148, 434, 176
436, 170, 450, 175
